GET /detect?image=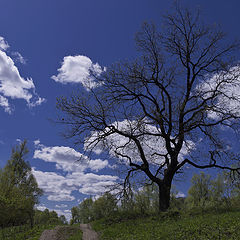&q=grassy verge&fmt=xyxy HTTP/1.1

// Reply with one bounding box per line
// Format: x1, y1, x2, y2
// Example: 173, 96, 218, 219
0, 224, 57, 240
92, 210, 240, 240
0, 224, 82, 240
66, 227, 83, 240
